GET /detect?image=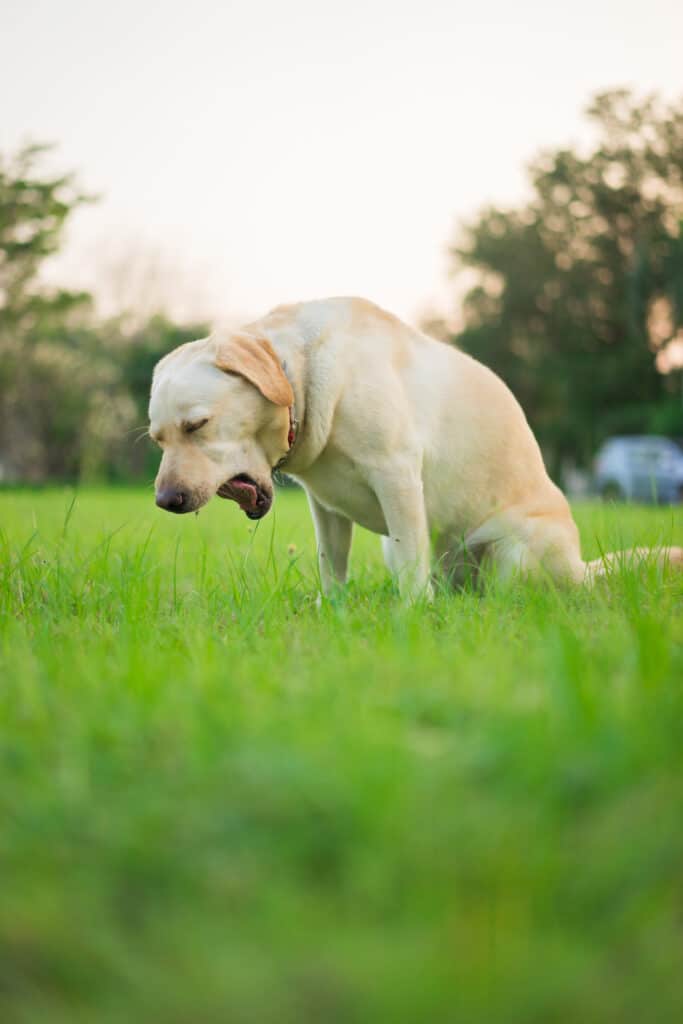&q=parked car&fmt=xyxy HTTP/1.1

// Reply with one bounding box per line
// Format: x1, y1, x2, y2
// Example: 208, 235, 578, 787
594, 436, 683, 503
